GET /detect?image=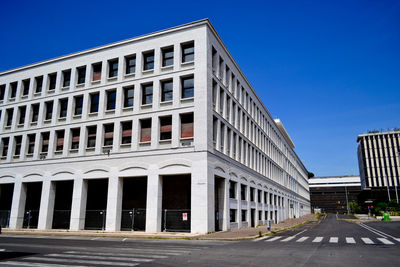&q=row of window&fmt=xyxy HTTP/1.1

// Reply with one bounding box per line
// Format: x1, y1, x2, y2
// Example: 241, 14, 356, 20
0, 42, 194, 103
0, 113, 194, 160
0, 76, 194, 130
229, 209, 280, 223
